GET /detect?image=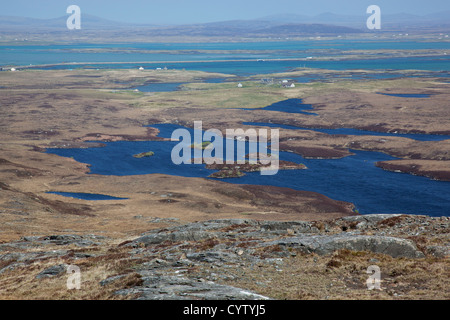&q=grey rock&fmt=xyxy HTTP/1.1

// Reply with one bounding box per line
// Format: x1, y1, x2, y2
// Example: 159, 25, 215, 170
0, 252, 28, 262
36, 264, 67, 279
171, 259, 197, 268
21, 236, 41, 242
339, 214, 405, 230
100, 274, 127, 286
130, 219, 319, 248
115, 275, 270, 300
259, 221, 316, 234
41, 234, 103, 246
186, 250, 238, 263
0, 250, 68, 263
340, 214, 404, 224
426, 245, 449, 258
141, 258, 171, 269
0, 234, 106, 251
130, 230, 214, 246
267, 234, 425, 258
207, 219, 257, 226
147, 217, 180, 224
